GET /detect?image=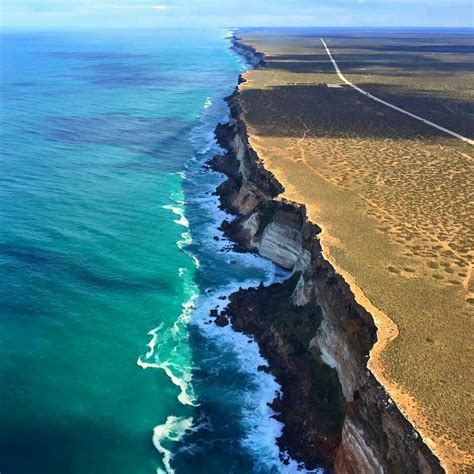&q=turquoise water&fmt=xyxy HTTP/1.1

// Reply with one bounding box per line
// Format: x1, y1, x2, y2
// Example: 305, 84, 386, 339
0, 29, 301, 473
